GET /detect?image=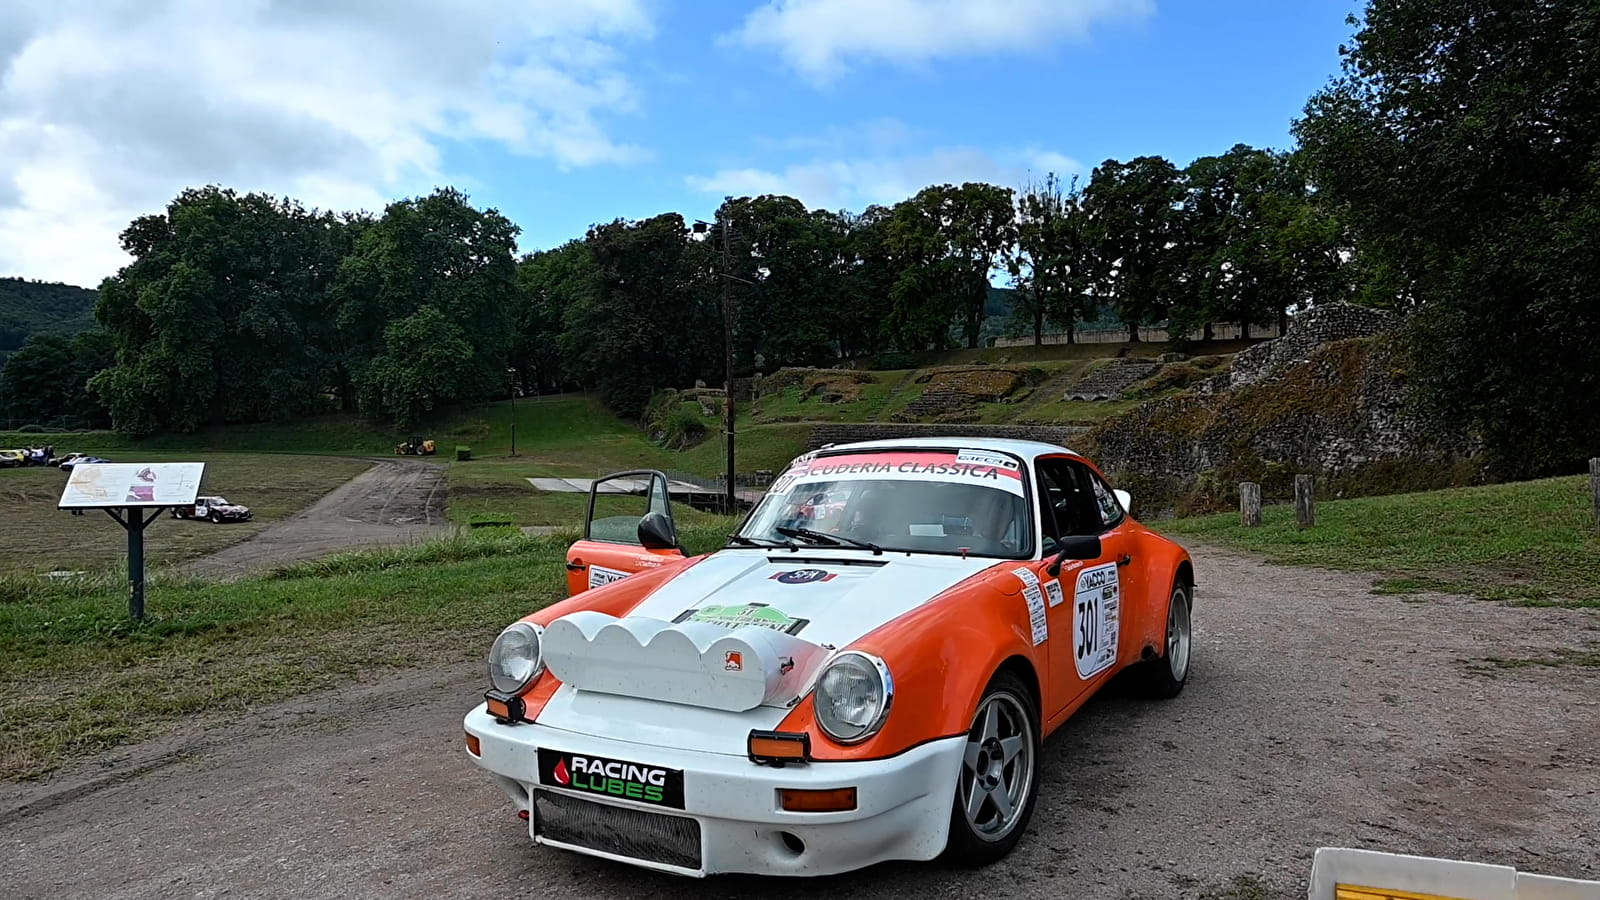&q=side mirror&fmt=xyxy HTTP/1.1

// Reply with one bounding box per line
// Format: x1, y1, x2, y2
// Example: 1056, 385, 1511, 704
1046, 534, 1102, 576
637, 511, 678, 551
1114, 489, 1132, 514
